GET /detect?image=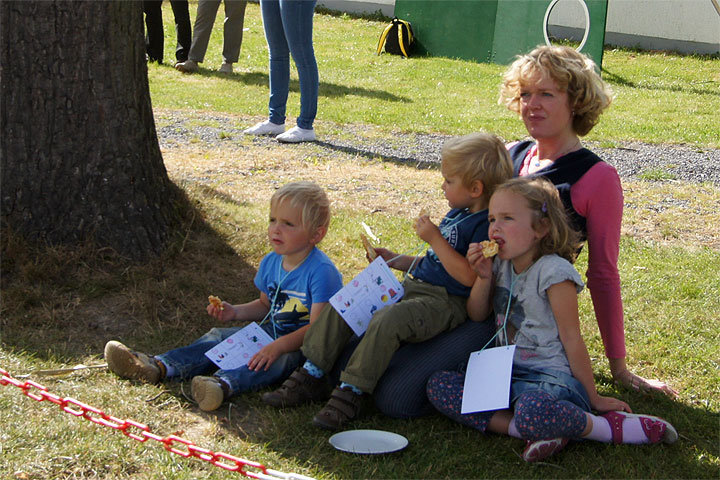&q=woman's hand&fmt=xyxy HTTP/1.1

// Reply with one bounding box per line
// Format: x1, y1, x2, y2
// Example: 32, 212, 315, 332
247, 341, 283, 372
467, 242, 493, 279
614, 368, 679, 397
591, 394, 632, 413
